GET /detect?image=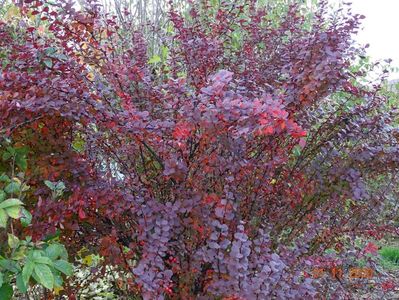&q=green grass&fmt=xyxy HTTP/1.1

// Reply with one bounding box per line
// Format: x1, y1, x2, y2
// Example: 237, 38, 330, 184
380, 246, 399, 269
